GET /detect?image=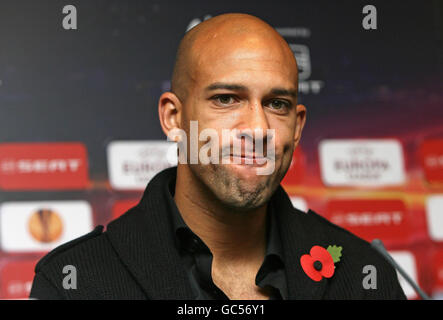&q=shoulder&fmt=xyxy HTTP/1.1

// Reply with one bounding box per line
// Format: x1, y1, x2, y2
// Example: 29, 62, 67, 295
31, 224, 137, 299
302, 208, 389, 267
34, 225, 107, 273
306, 209, 373, 250
30, 225, 111, 299
34, 202, 145, 273
303, 208, 406, 299
30, 205, 150, 299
